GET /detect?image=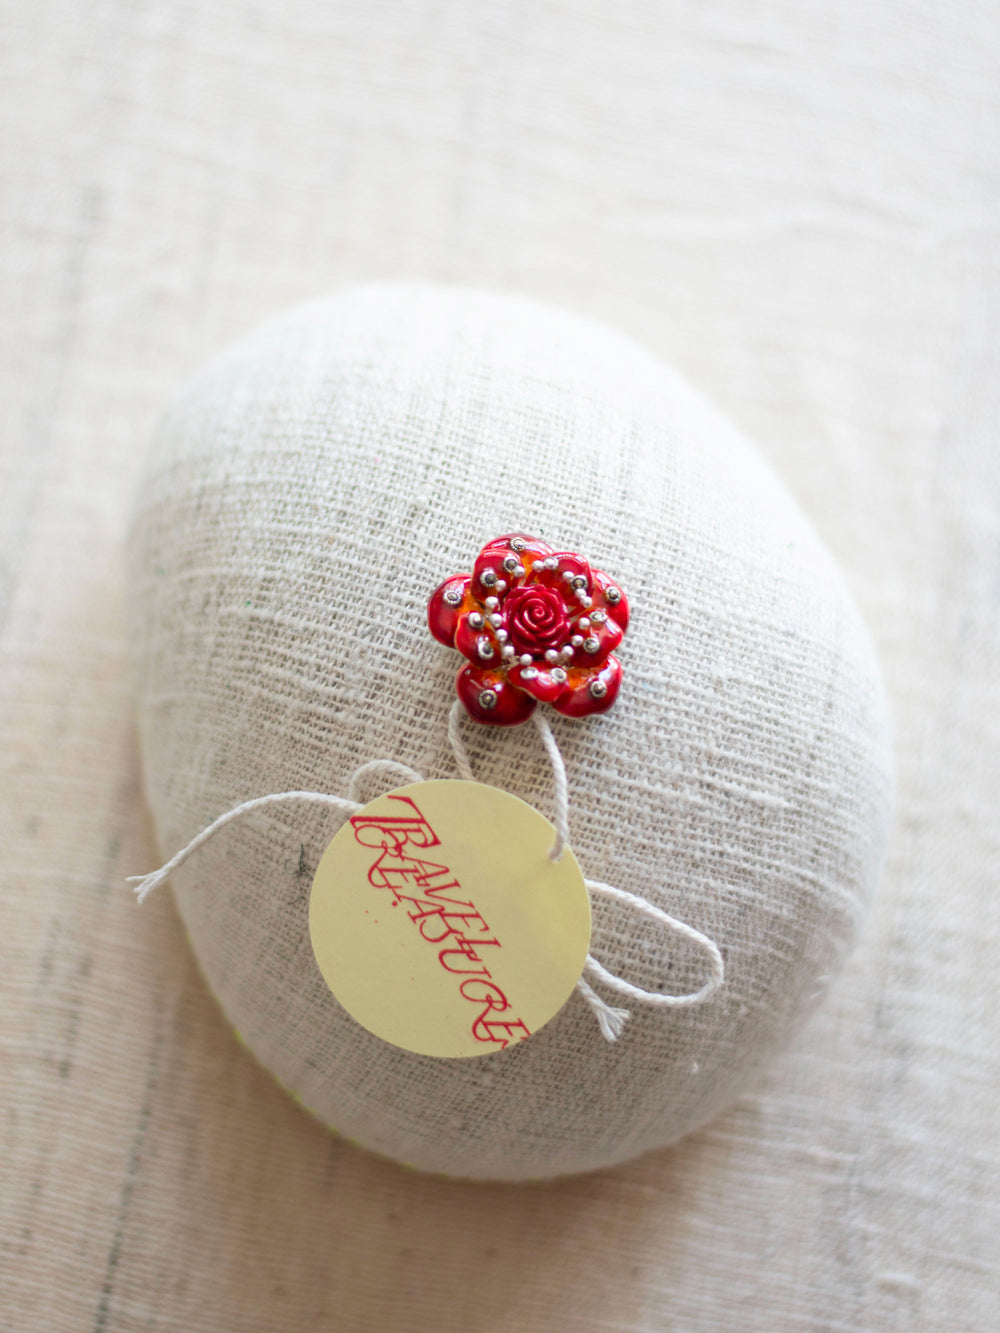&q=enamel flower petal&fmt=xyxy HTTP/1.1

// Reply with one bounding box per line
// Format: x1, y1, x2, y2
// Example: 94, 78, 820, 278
429, 534, 628, 725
